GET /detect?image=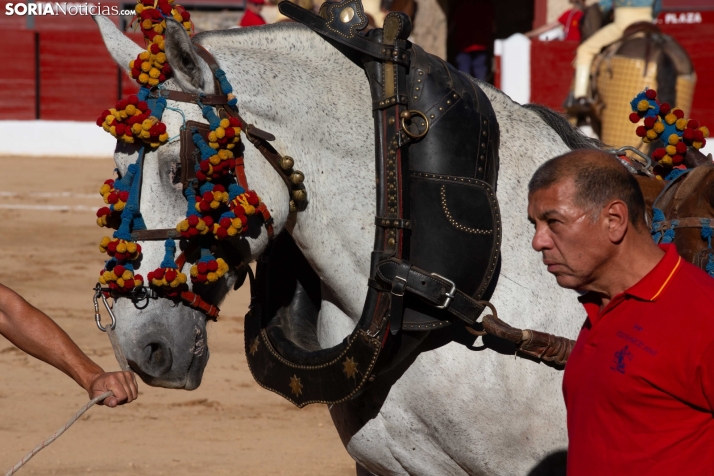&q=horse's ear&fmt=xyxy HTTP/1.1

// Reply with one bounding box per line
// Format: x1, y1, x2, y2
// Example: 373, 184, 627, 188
164, 19, 213, 94
94, 15, 144, 74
